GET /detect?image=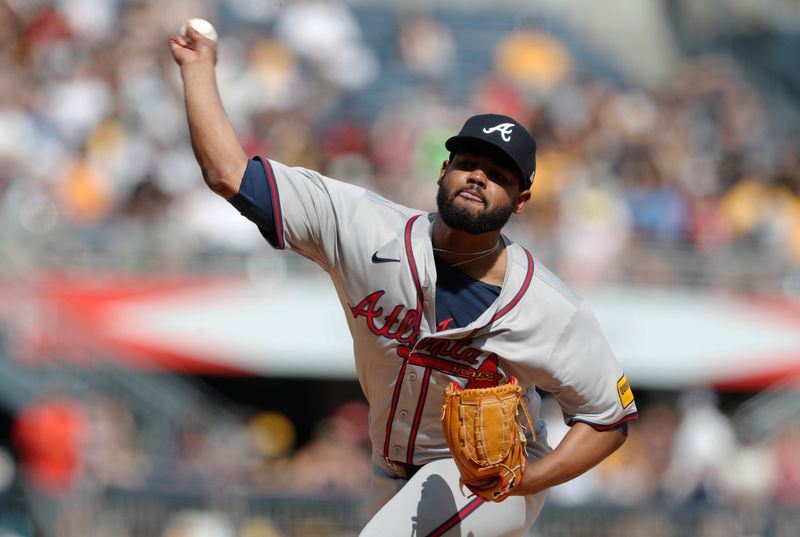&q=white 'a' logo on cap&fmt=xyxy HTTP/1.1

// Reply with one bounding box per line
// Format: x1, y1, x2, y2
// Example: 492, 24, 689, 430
482, 123, 515, 142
